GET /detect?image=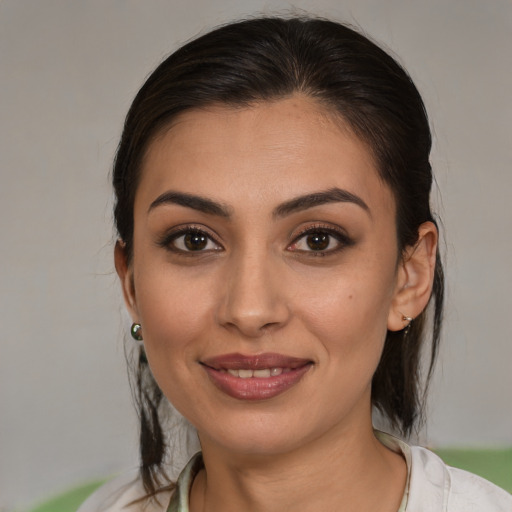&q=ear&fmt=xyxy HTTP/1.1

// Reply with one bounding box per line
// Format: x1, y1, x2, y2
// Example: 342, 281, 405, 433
114, 240, 140, 321
387, 222, 438, 331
